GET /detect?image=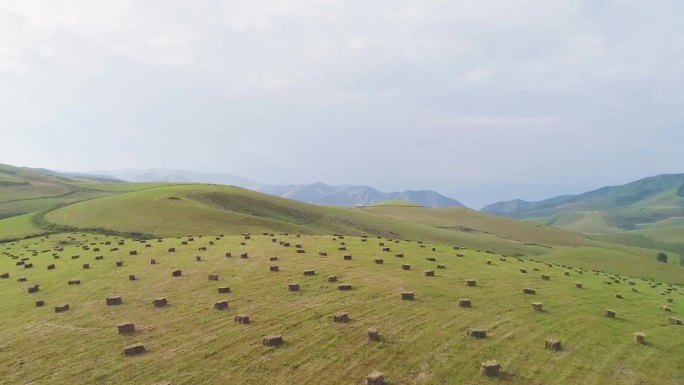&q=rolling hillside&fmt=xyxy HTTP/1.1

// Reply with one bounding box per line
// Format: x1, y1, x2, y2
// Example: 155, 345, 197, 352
0, 163, 169, 241
482, 174, 684, 261
40, 184, 683, 284
482, 174, 684, 220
